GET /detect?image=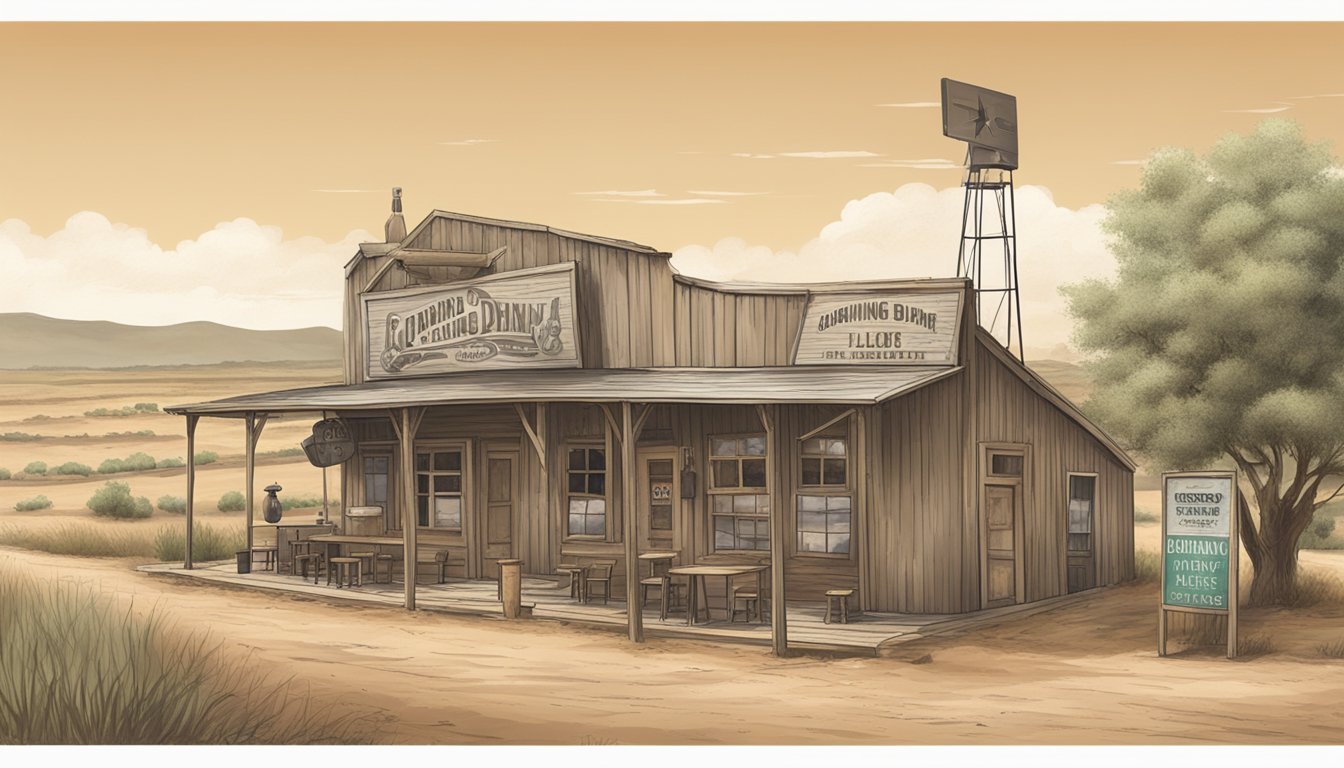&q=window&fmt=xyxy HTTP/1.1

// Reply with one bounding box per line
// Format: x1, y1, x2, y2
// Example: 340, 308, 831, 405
800, 437, 847, 487
363, 456, 389, 509
415, 449, 463, 531
797, 436, 851, 554
567, 447, 607, 537
1068, 474, 1096, 552
710, 434, 770, 551
990, 452, 1024, 477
